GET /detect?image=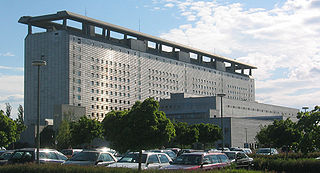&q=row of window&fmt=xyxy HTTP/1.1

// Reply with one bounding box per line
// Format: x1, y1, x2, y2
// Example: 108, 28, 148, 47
91, 89, 131, 97
148, 75, 178, 84
90, 57, 130, 69
91, 97, 131, 104
226, 105, 294, 115
148, 69, 178, 78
